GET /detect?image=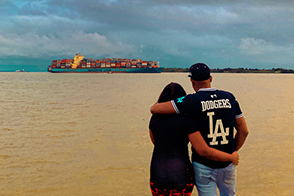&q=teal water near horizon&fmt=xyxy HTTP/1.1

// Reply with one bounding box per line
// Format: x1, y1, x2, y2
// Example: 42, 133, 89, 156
0, 72, 293, 195
0, 69, 47, 73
